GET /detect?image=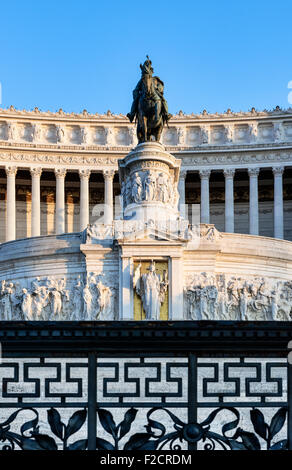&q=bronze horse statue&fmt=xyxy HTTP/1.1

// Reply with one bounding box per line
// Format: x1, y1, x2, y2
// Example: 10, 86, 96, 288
127, 57, 172, 144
